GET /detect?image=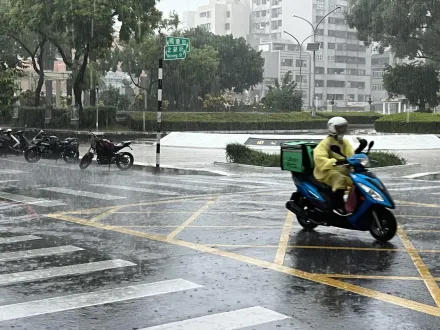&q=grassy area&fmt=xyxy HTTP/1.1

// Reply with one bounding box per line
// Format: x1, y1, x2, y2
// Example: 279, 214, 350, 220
375, 113, 440, 133
225, 143, 407, 168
